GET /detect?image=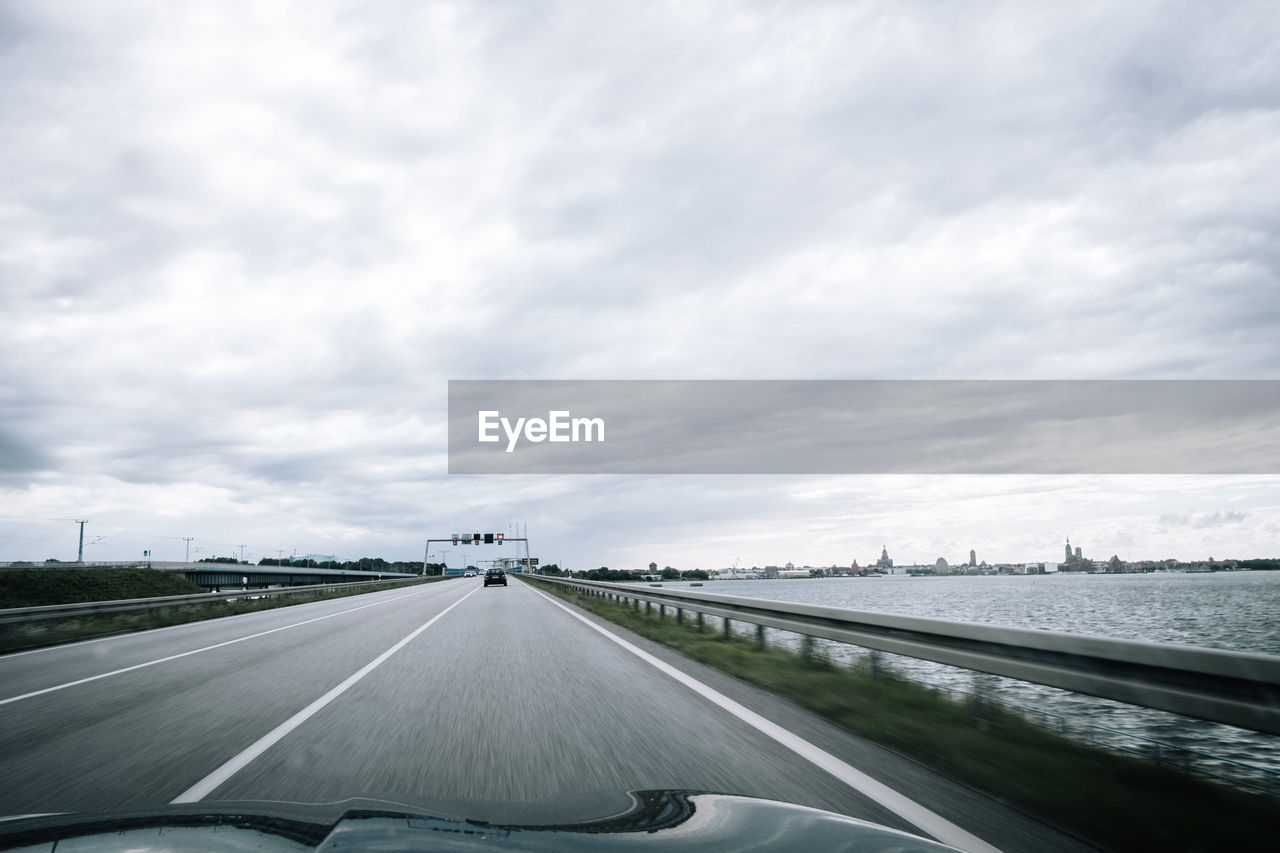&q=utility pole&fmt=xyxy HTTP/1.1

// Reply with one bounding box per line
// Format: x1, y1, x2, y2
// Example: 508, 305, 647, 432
238, 545, 247, 563
183, 537, 194, 562
75, 520, 88, 563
